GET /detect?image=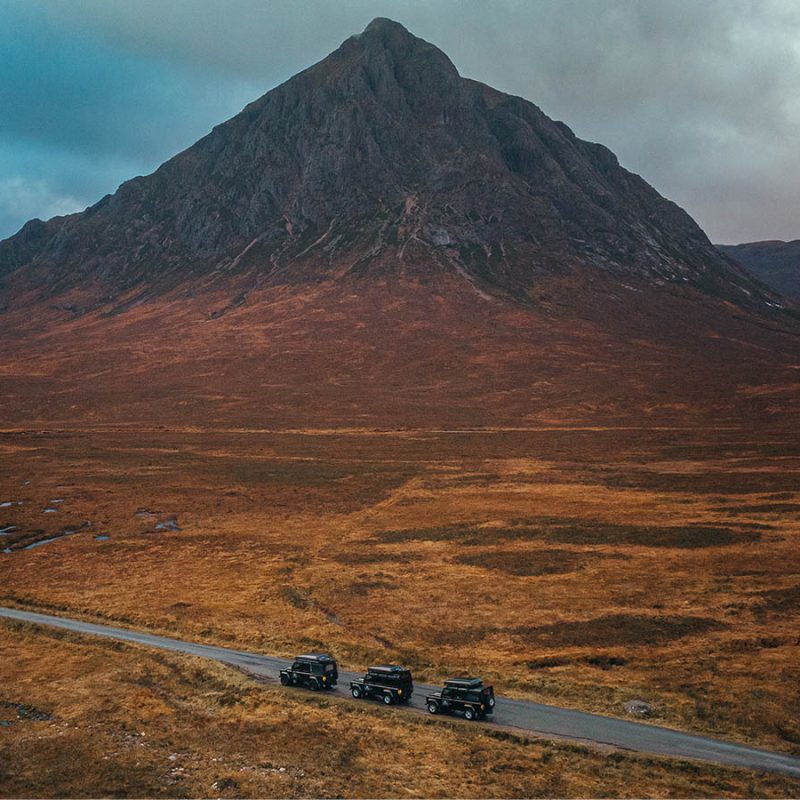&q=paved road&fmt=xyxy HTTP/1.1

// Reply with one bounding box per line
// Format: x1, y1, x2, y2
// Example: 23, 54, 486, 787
2, 606, 799, 778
